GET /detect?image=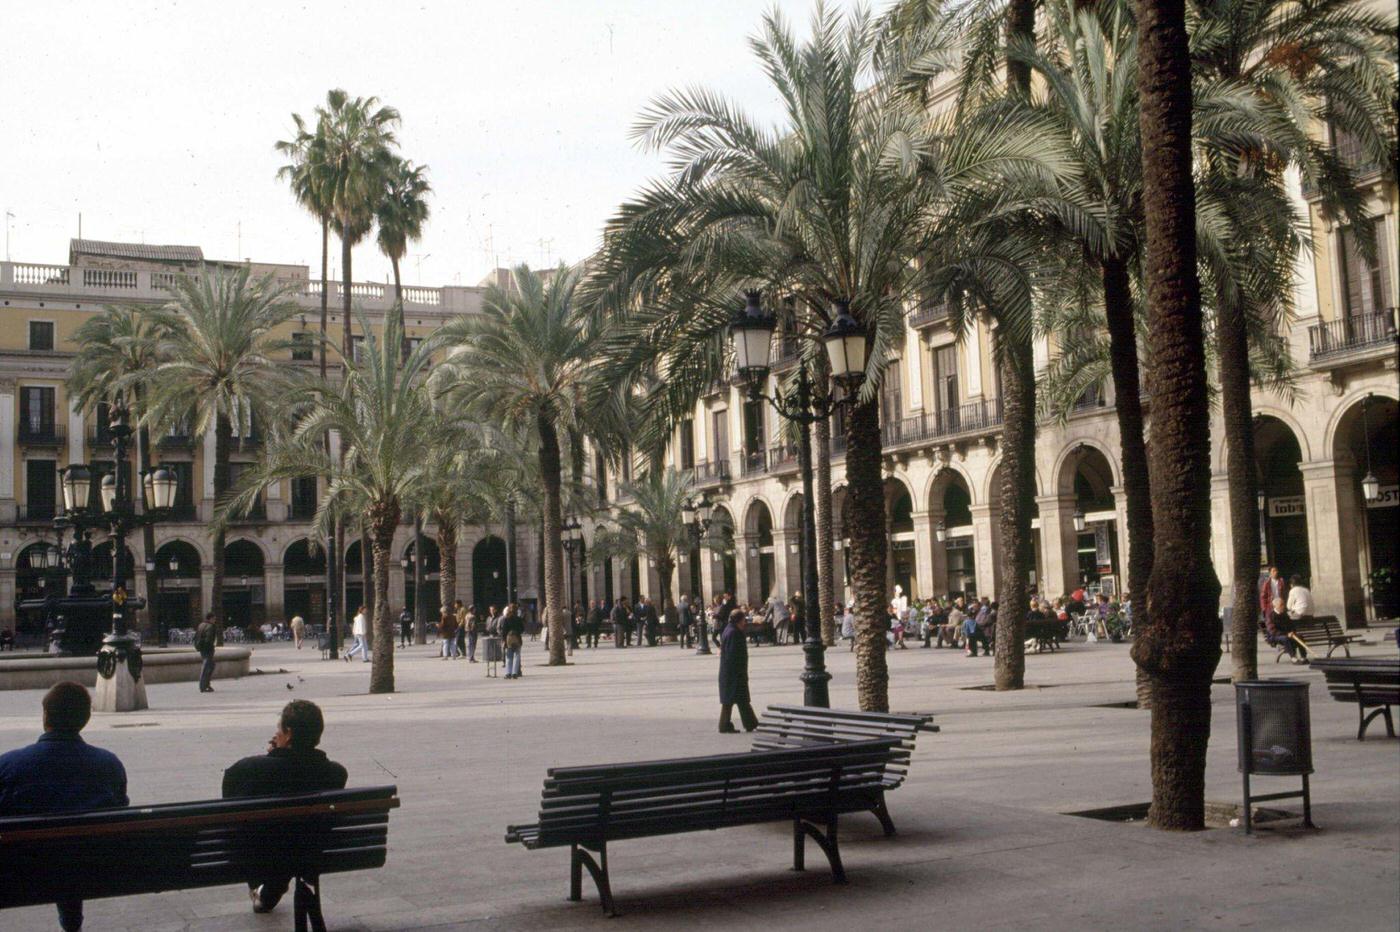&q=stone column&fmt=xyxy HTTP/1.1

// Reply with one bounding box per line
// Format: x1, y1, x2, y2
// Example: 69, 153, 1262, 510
68, 397, 85, 466
0, 380, 16, 522
1301, 460, 1359, 625
264, 565, 285, 622
912, 510, 945, 598
734, 533, 754, 604
970, 504, 998, 598
1206, 475, 1234, 610
201, 566, 215, 623
773, 528, 796, 597
1037, 494, 1078, 596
